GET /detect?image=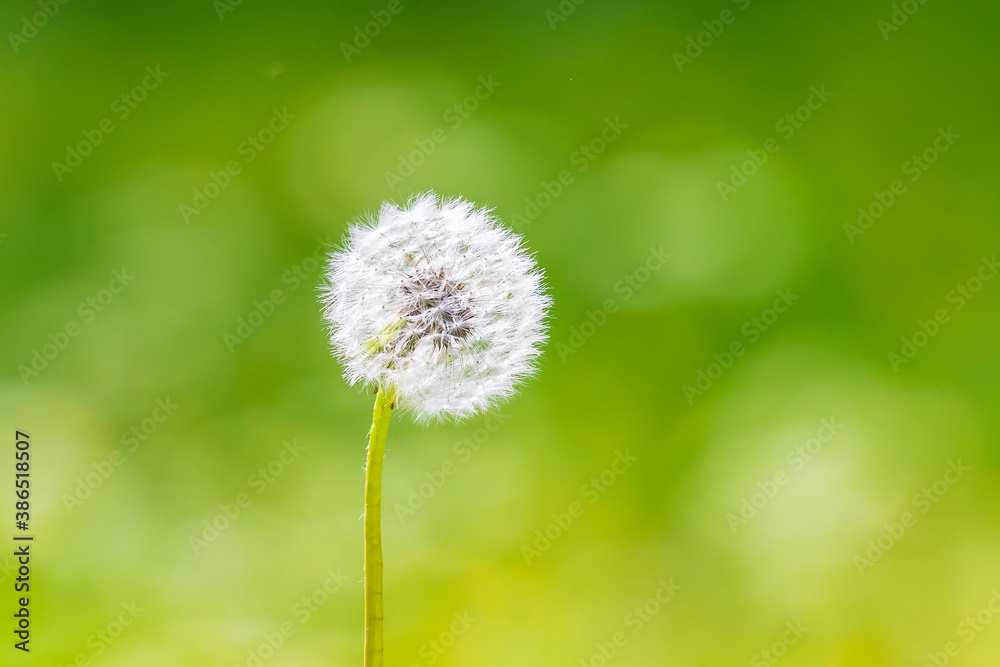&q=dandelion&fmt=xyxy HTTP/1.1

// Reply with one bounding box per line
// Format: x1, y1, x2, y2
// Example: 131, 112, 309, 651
320, 192, 550, 666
